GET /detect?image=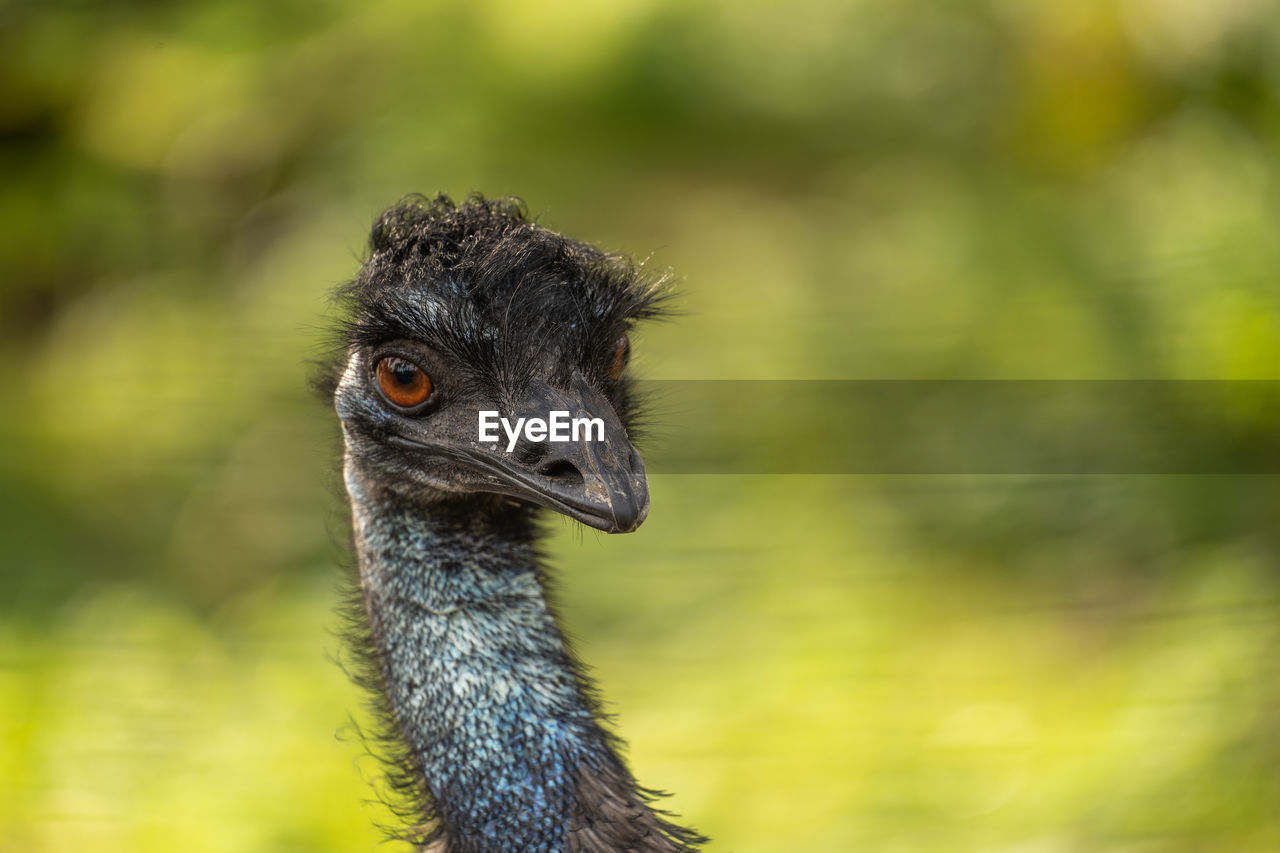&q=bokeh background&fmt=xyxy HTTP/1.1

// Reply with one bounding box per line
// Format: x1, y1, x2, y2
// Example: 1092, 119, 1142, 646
3, 1, 1280, 850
